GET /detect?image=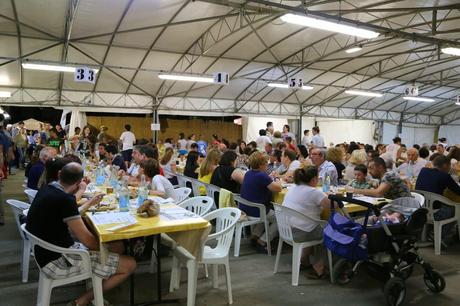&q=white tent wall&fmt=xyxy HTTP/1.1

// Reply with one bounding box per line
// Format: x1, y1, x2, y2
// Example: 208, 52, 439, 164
439, 120, 460, 145
382, 122, 436, 146
314, 118, 376, 146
